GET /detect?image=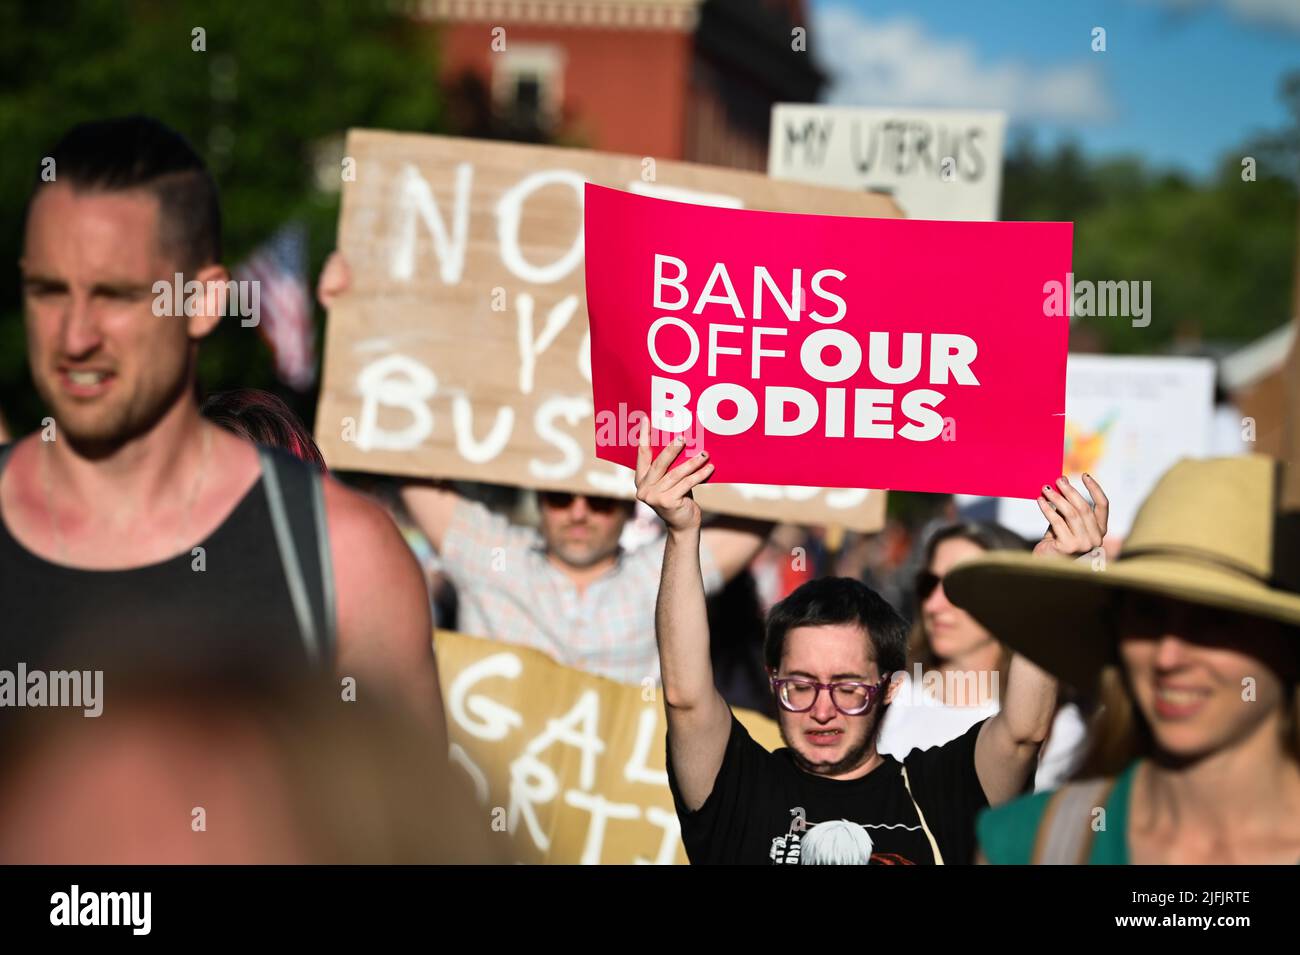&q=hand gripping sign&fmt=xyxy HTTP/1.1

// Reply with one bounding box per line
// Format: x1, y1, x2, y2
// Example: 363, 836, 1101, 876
585, 184, 1072, 499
